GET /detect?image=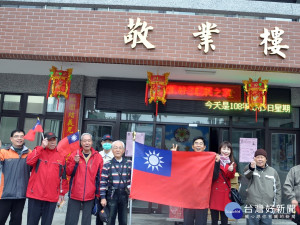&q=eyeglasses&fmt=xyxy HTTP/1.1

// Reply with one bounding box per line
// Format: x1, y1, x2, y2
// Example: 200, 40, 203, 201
13, 135, 24, 139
